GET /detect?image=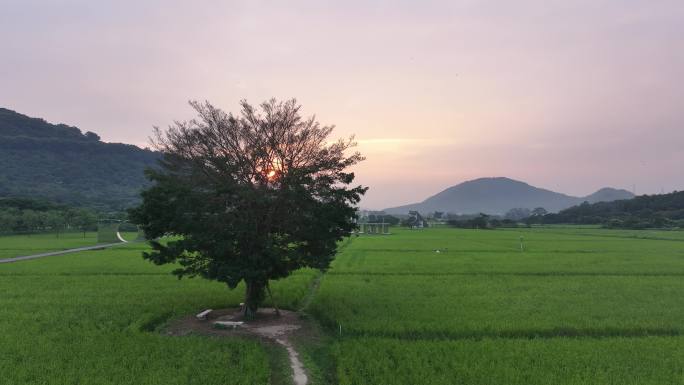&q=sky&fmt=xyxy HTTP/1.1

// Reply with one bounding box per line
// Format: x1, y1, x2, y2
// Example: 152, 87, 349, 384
1, 0, 683, 209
